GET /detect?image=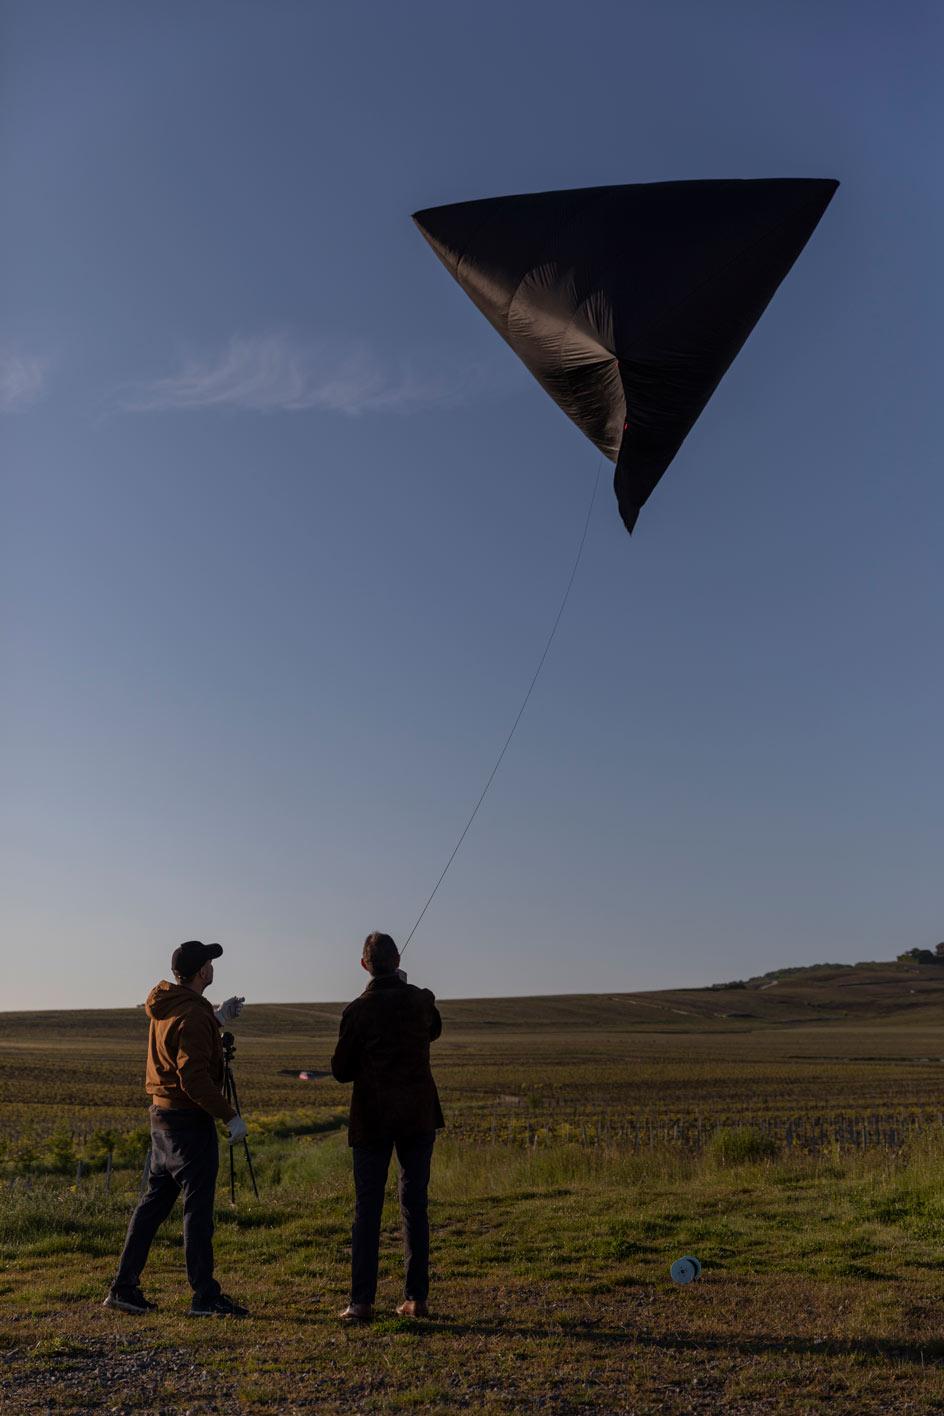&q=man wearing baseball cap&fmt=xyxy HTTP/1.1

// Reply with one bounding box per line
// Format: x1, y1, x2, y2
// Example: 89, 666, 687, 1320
104, 941, 249, 1317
